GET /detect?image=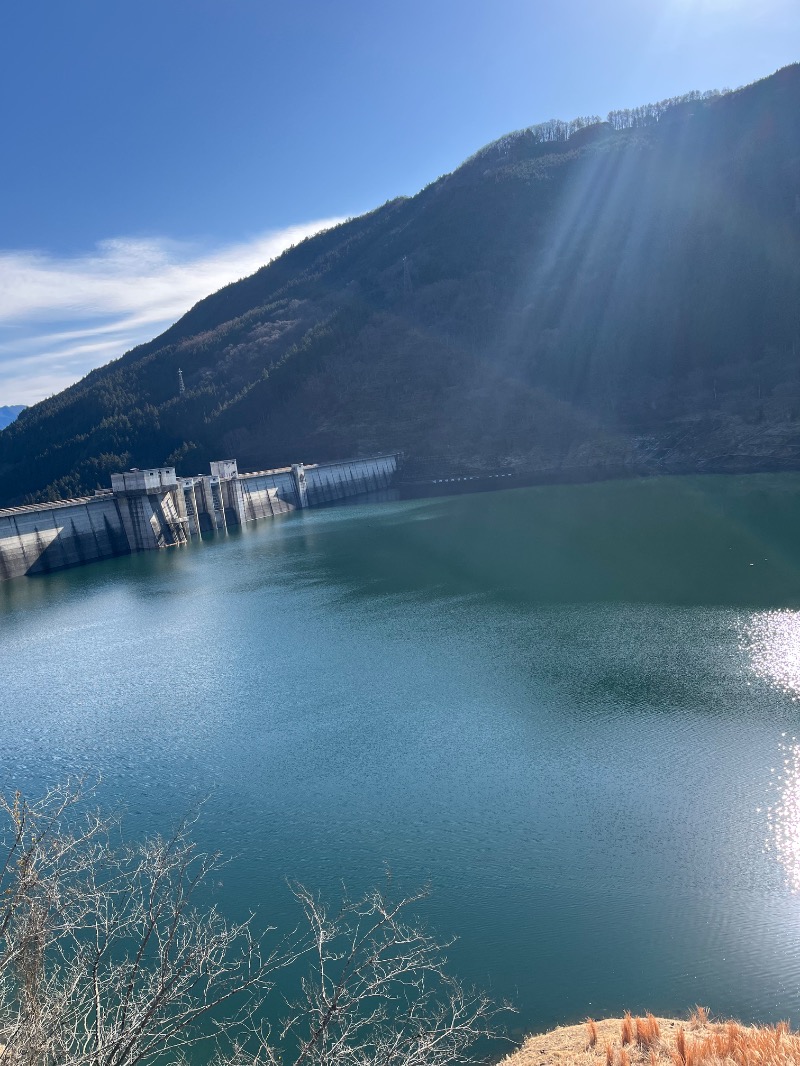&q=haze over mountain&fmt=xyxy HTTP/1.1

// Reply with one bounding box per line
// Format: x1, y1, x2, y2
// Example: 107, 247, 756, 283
0, 407, 26, 433
1, 64, 799, 506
